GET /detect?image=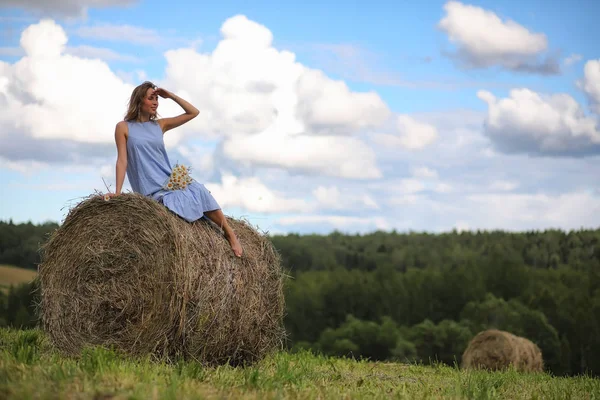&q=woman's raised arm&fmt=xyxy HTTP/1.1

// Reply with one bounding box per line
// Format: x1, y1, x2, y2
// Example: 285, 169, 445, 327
155, 88, 200, 134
